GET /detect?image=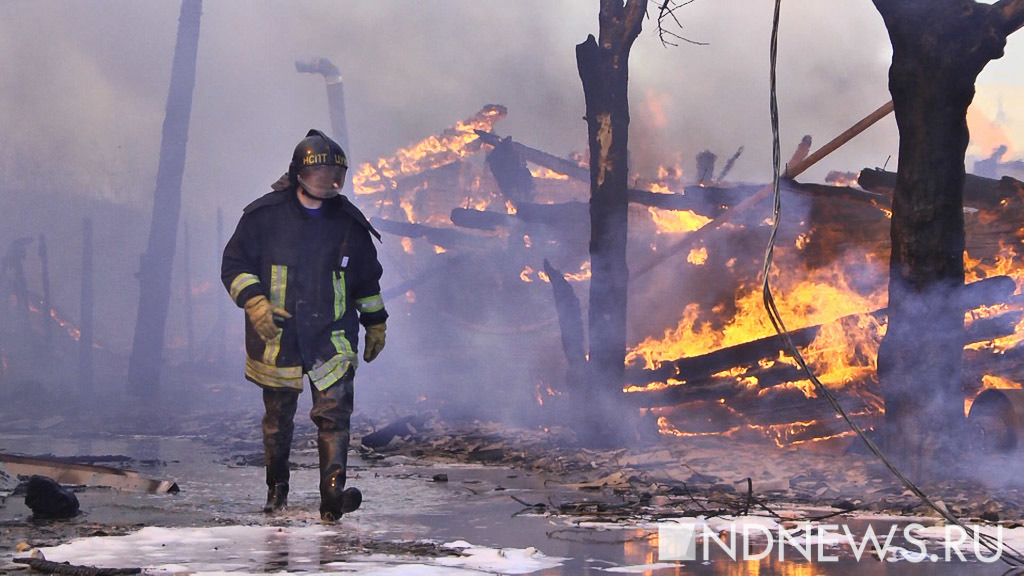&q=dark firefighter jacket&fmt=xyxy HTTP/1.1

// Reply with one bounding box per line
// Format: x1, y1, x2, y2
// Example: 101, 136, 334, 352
221, 186, 387, 392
